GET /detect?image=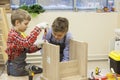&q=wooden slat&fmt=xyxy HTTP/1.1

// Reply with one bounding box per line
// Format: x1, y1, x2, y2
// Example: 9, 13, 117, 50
61, 75, 86, 80
0, 8, 9, 63
60, 60, 79, 78
0, 47, 2, 53
0, 0, 10, 5
42, 40, 88, 80
0, 30, 2, 34
42, 43, 60, 80
0, 47, 4, 65
0, 0, 11, 13
70, 40, 88, 78
0, 8, 9, 40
